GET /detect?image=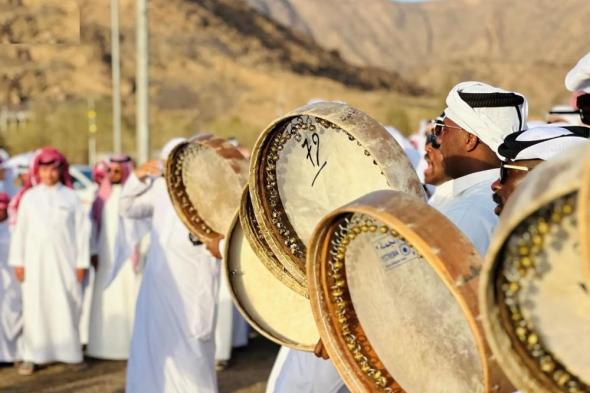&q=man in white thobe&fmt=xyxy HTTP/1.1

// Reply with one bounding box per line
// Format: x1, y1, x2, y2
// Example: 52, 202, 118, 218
0, 192, 21, 363
87, 155, 141, 360
214, 271, 250, 370
429, 81, 528, 255
120, 139, 220, 393
266, 347, 349, 393
9, 148, 90, 375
